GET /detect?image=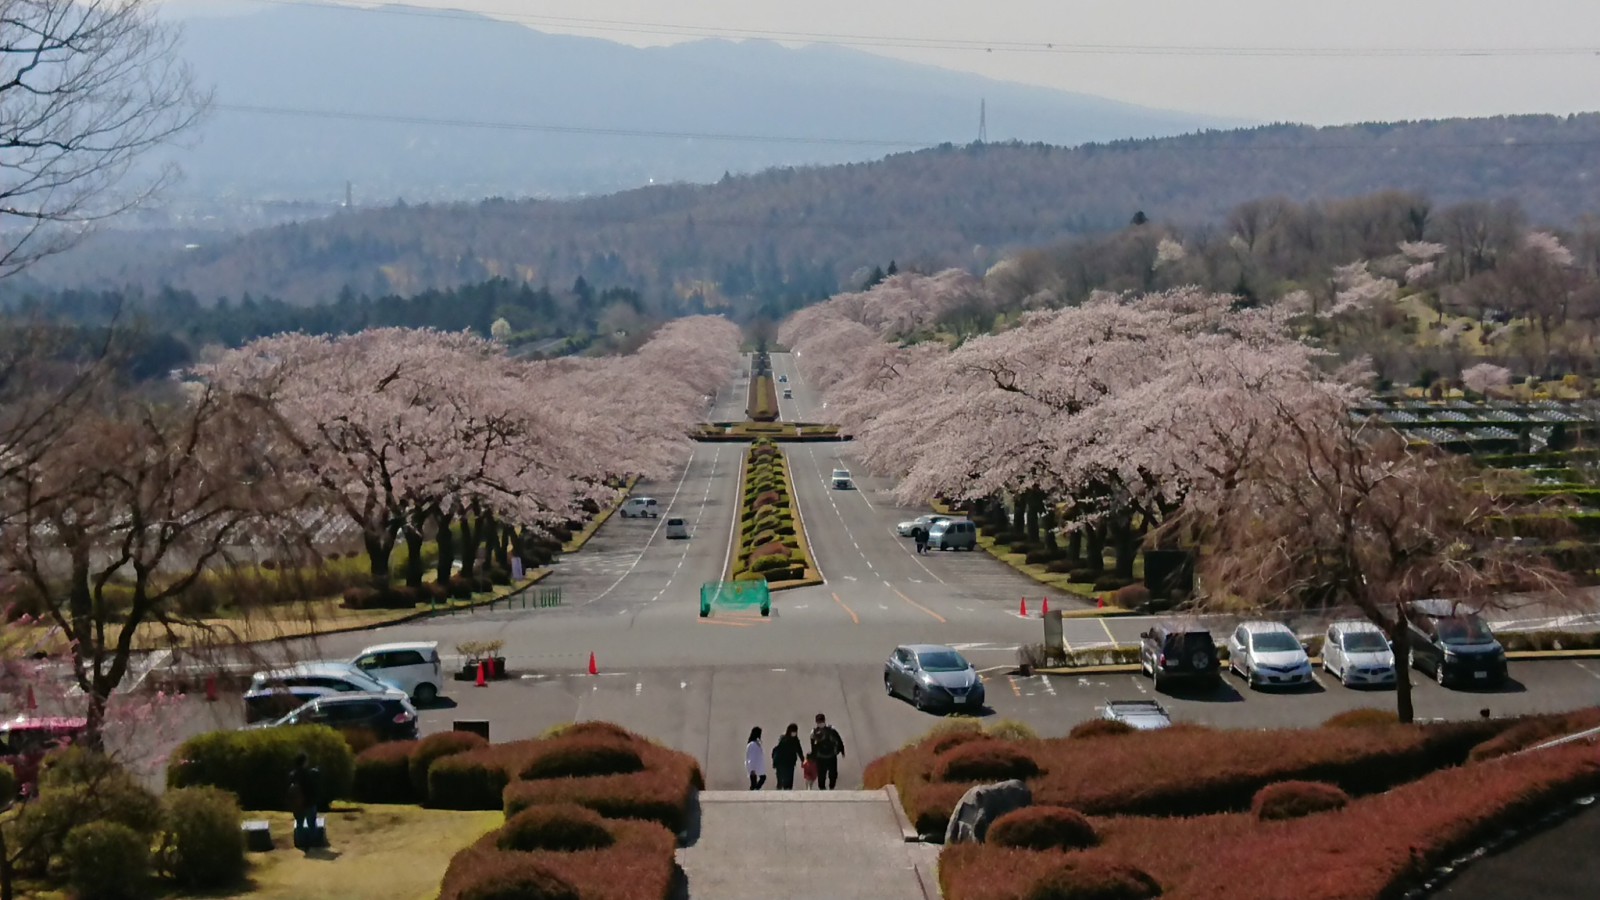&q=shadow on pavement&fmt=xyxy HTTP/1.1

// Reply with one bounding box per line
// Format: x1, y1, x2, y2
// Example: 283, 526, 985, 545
677, 792, 703, 848
416, 696, 459, 711
1158, 680, 1245, 703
